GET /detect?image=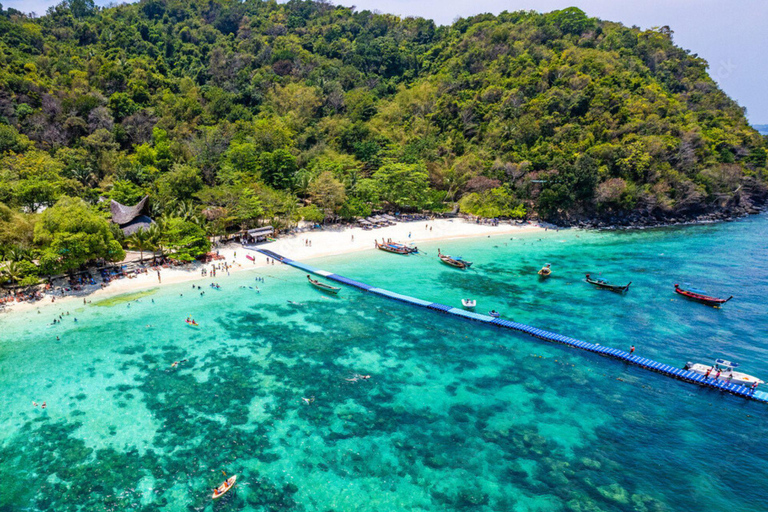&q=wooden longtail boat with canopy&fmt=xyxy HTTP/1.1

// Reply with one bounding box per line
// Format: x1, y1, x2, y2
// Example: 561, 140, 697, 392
585, 274, 631, 293
437, 249, 472, 269
375, 240, 417, 254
